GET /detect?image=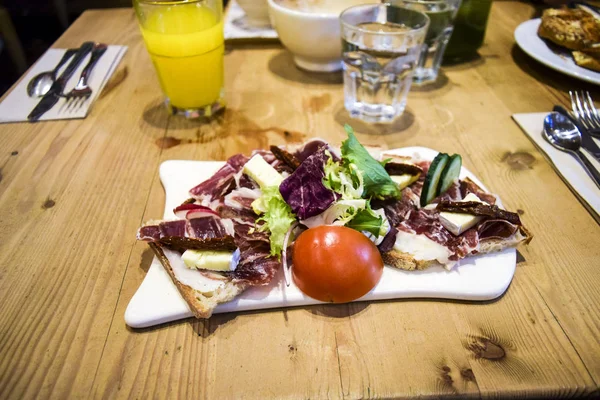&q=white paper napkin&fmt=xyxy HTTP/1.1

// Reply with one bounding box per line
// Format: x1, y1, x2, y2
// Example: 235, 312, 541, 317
513, 112, 600, 218
0, 45, 127, 123
224, 0, 278, 40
